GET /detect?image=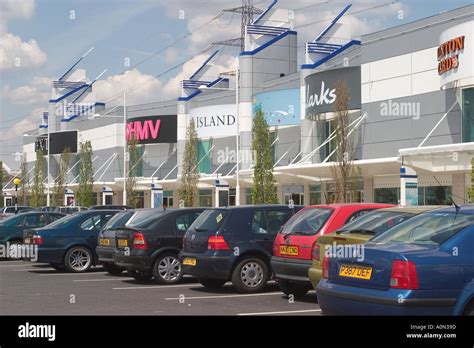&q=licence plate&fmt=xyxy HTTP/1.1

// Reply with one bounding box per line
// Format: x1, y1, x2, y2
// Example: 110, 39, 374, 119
183, 257, 196, 266
339, 264, 373, 280
117, 239, 128, 248
280, 245, 299, 256
99, 238, 110, 246
24, 238, 31, 244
